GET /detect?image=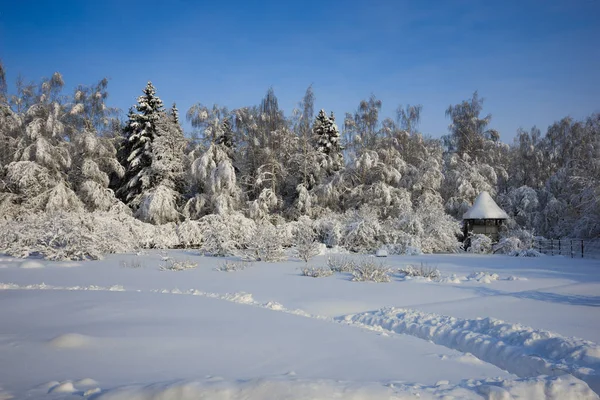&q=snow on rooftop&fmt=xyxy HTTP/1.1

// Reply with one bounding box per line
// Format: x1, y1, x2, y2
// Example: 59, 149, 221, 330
462, 191, 509, 220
